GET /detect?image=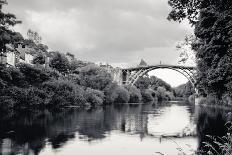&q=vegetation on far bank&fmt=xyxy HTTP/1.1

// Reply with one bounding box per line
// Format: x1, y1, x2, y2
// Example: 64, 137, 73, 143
0, 60, 181, 111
